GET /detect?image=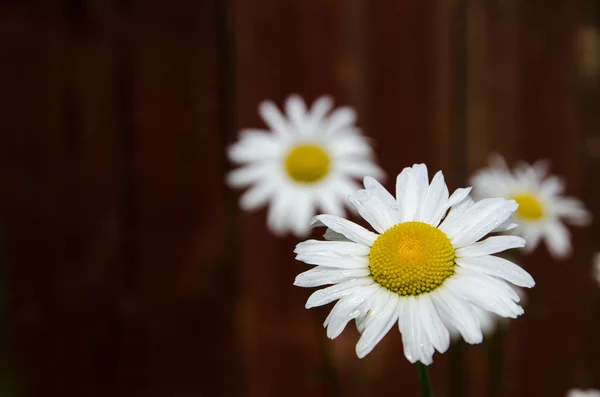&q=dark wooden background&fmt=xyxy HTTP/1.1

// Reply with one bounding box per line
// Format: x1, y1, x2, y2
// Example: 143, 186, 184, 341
0, 1, 600, 396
